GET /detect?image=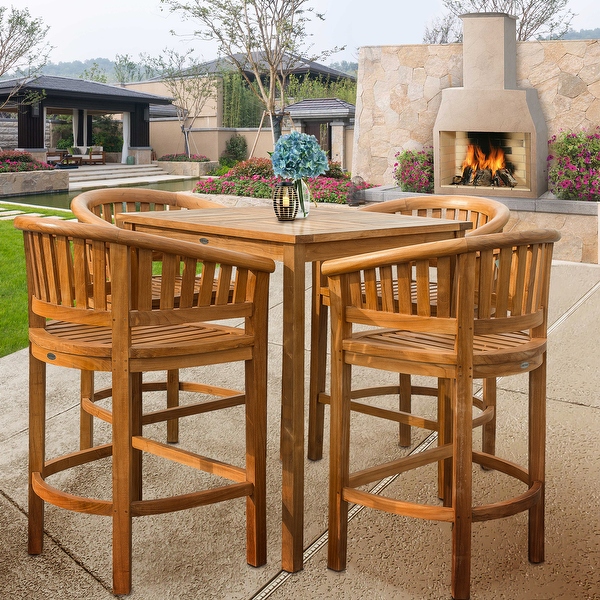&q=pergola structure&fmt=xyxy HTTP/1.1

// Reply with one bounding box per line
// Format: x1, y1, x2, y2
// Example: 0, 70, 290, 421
0, 75, 173, 163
